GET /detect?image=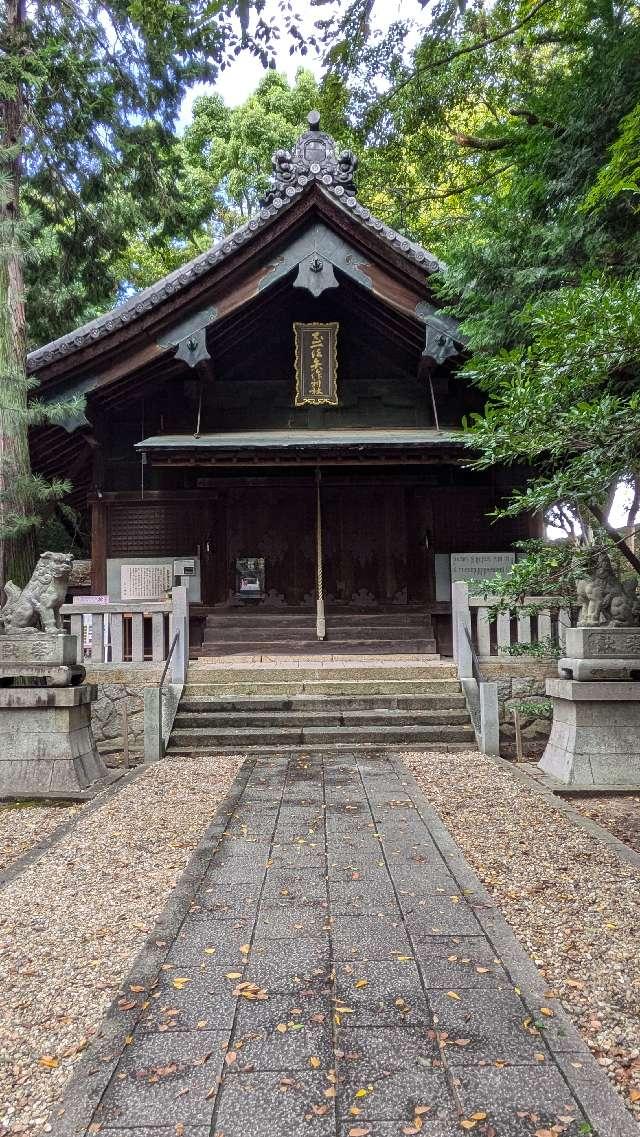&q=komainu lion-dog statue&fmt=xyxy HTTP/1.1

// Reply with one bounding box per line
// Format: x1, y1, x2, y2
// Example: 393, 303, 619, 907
0, 551, 73, 635
575, 550, 640, 627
